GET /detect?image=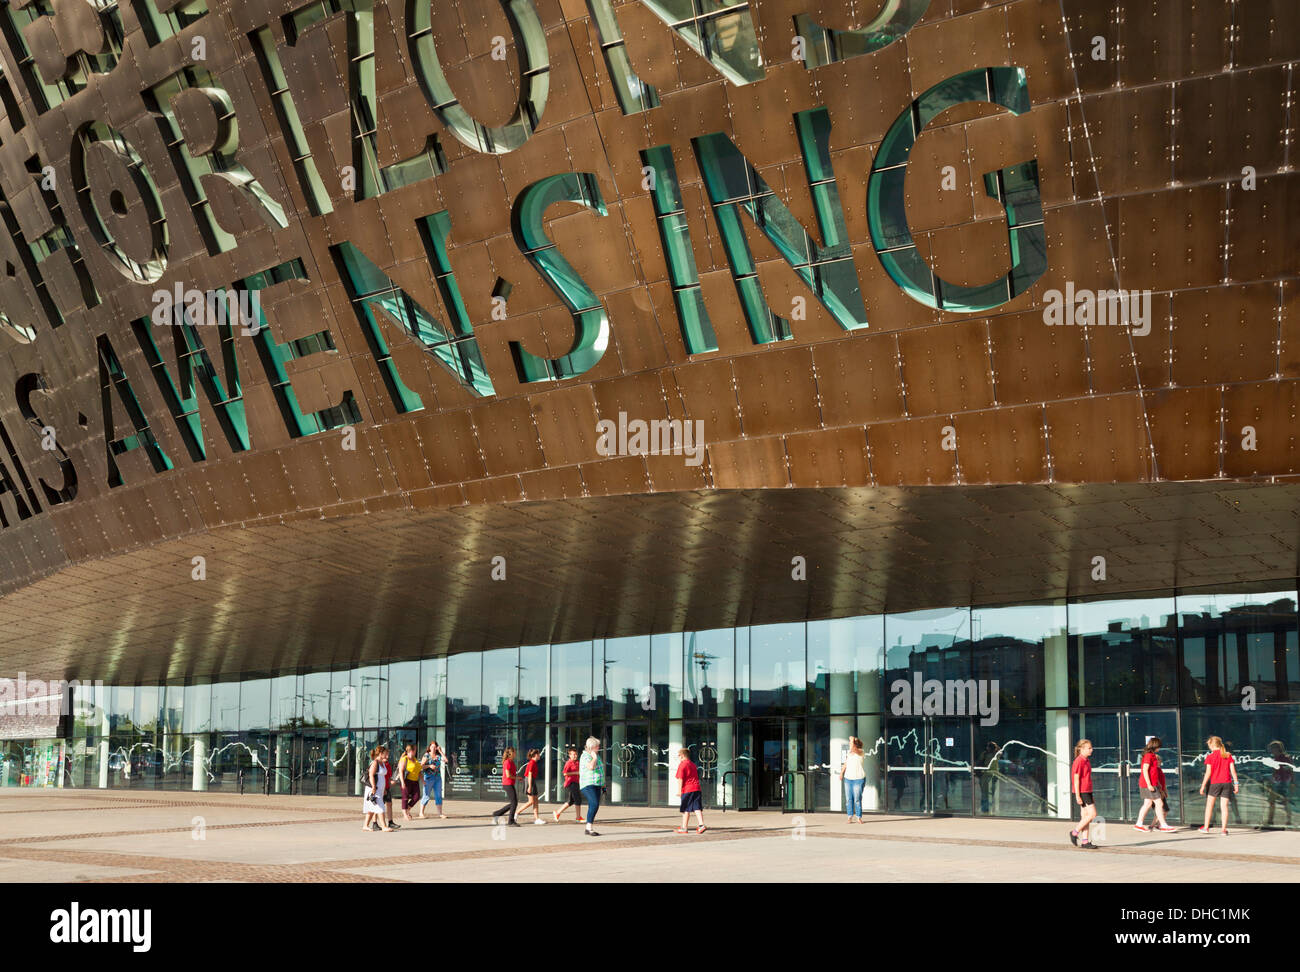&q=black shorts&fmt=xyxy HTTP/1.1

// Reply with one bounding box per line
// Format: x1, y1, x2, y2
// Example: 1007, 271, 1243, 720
1207, 782, 1234, 798
525, 778, 539, 797
1078, 792, 1095, 806
680, 790, 703, 813
565, 782, 581, 805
